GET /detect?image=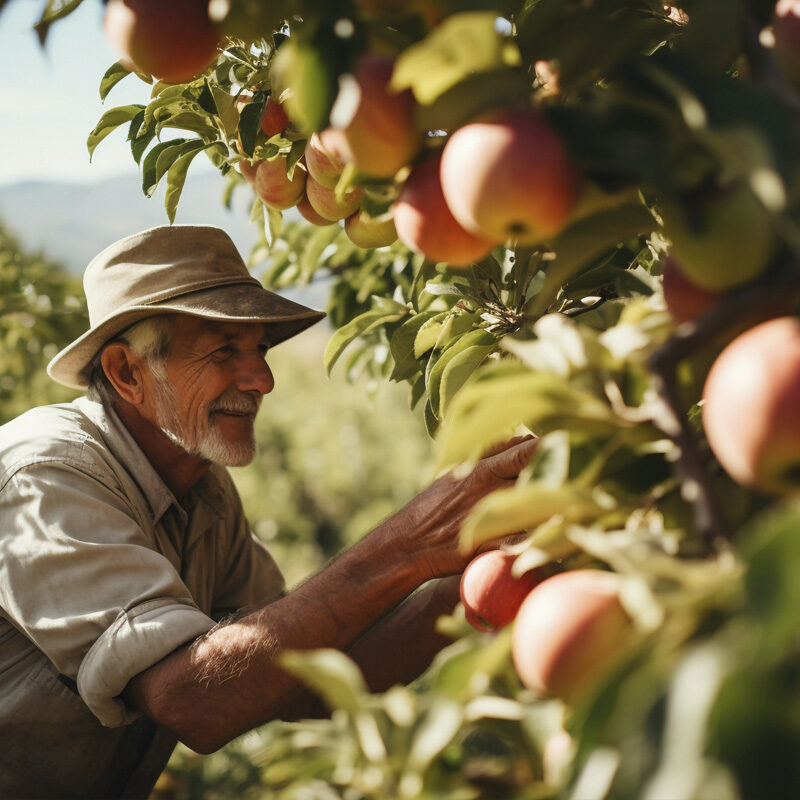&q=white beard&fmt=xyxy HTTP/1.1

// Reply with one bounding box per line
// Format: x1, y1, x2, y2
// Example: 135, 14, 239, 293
150, 374, 260, 467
